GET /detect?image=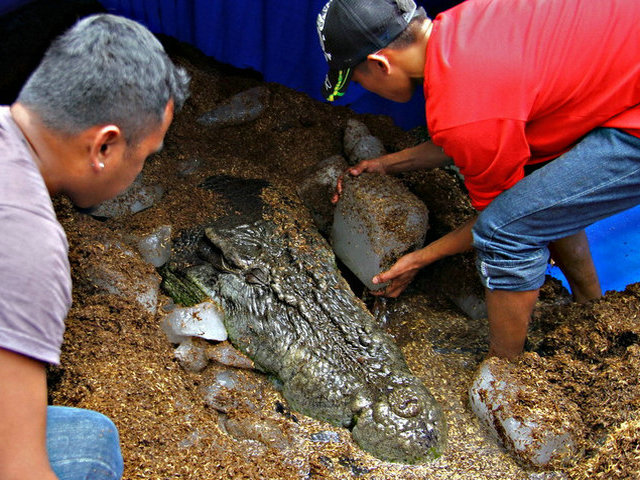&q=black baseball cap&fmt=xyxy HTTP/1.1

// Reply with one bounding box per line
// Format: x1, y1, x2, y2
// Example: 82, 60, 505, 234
317, 0, 425, 101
